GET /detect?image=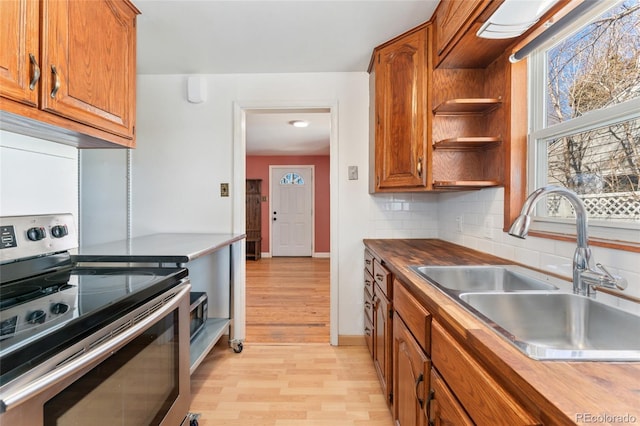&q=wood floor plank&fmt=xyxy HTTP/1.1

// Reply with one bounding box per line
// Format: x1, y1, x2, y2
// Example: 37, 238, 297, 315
188, 257, 391, 425
190, 343, 393, 426
245, 257, 330, 343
